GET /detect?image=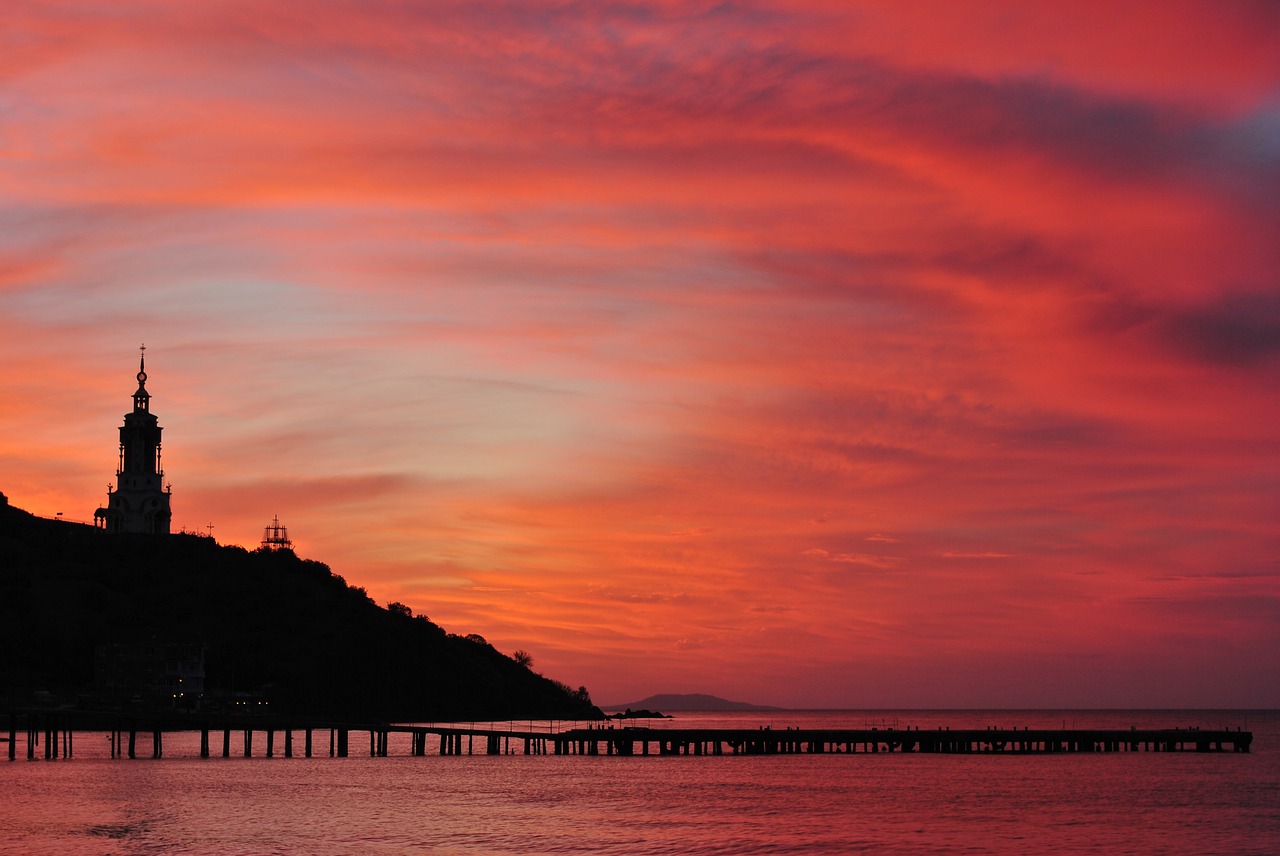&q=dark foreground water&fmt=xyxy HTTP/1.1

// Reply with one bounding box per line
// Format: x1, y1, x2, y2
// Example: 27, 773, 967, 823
1, 710, 1275, 855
